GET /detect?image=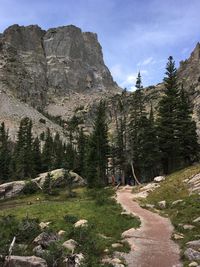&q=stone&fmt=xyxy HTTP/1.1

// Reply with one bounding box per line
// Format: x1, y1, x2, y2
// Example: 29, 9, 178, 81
172, 199, 184, 206
62, 239, 77, 252
189, 262, 198, 267
4, 255, 47, 267
63, 253, 84, 267
173, 233, 184, 240
184, 248, 200, 261
58, 230, 66, 237
193, 217, 200, 223
183, 224, 195, 230
39, 222, 51, 230
33, 232, 58, 248
111, 243, 123, 248
0, 180, 25, 199
69, 171, 86, 186
74, 219, 88, 228
153, 176, 166, 183
186, 240, 200, 250
33, 245, 46, 257
158, 200, 166, 209
145, 204, 155, 209
121, 228, 135, 238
